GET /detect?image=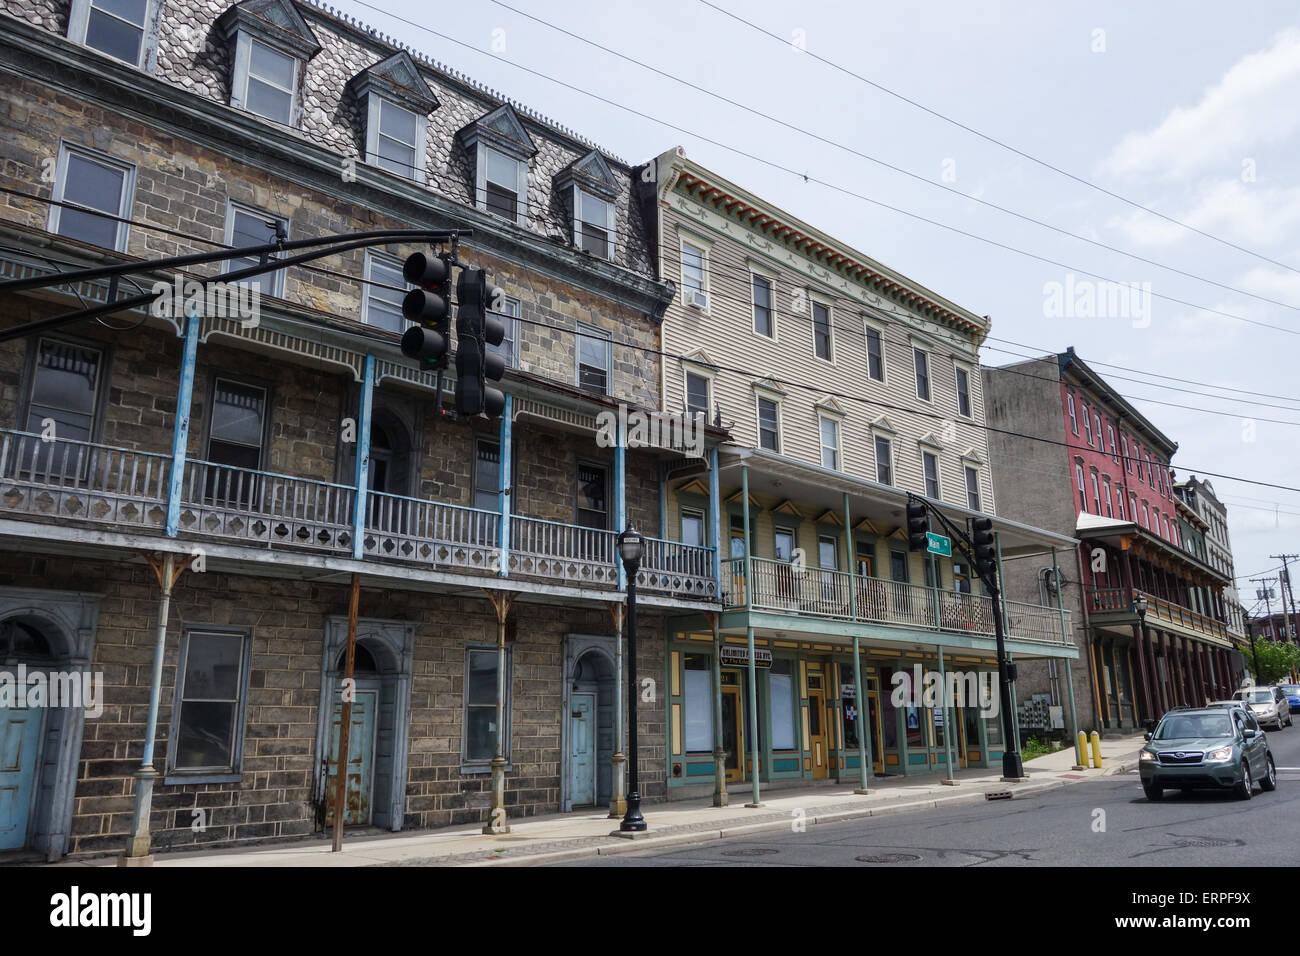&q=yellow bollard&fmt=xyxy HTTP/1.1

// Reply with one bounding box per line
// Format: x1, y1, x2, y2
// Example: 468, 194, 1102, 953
1074, 731, 1089, 769
1089, 730, 1103, 769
